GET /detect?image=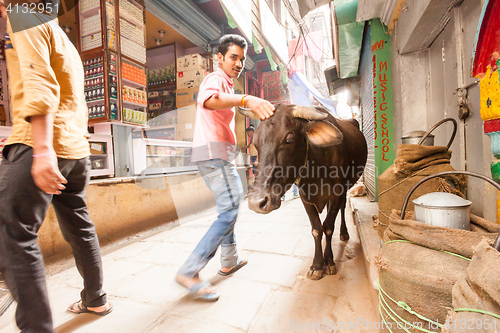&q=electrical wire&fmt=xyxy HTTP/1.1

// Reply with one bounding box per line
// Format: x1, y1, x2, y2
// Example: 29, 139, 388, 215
262, 0, 335, 95
283, 1, 333, 63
